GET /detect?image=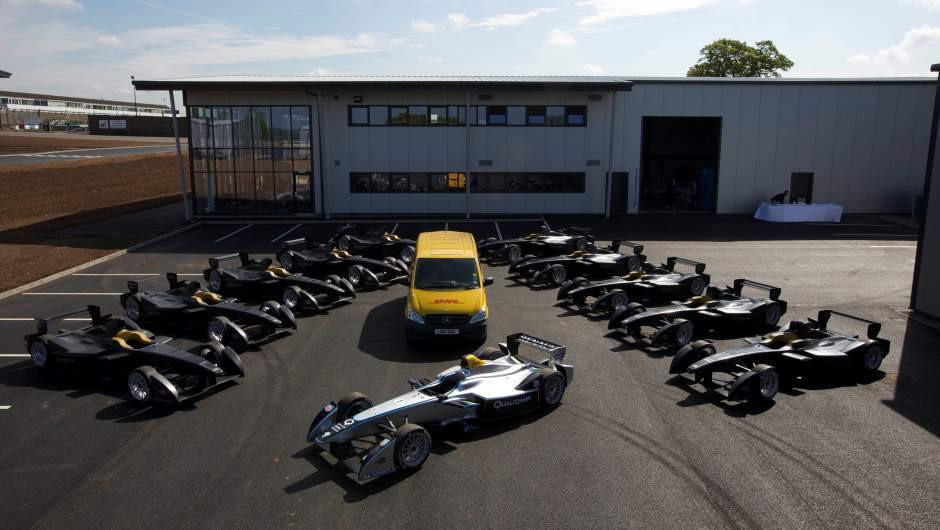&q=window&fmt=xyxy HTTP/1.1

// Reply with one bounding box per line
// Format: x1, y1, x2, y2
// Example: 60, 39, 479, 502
390, 173, 410, 192
389, 106, 408, 125
487, 106, 507, 125
566, 106, 586, 126
526, 106, 546, 125
370, 172, 390, 192
546, 106, 565, 126
369, 106, 388, 126
350, 172, 465, 193
408, 106, 428, 126
507, 106, 526, 126
429, 106, 447, 125
472, 172, 585, 193
350, 173, 371, 192
447, 105, 461, 125
349, 106, 368, 125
